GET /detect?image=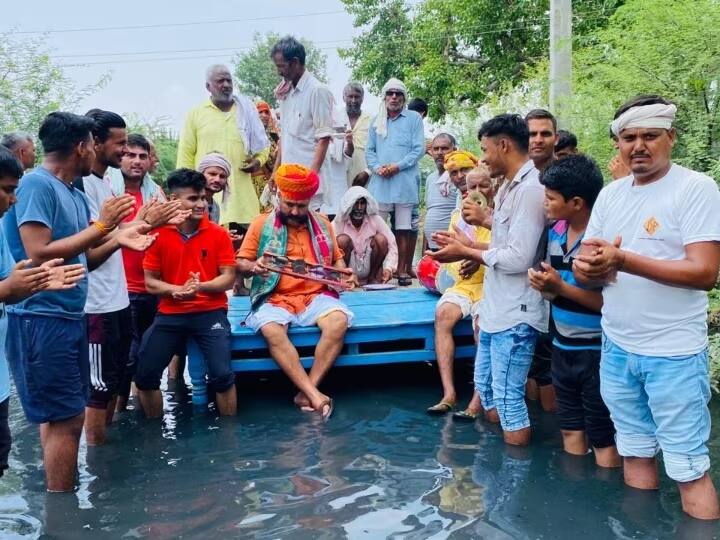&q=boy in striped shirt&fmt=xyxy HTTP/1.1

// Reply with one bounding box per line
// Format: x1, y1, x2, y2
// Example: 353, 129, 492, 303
528, 154, 620, 467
